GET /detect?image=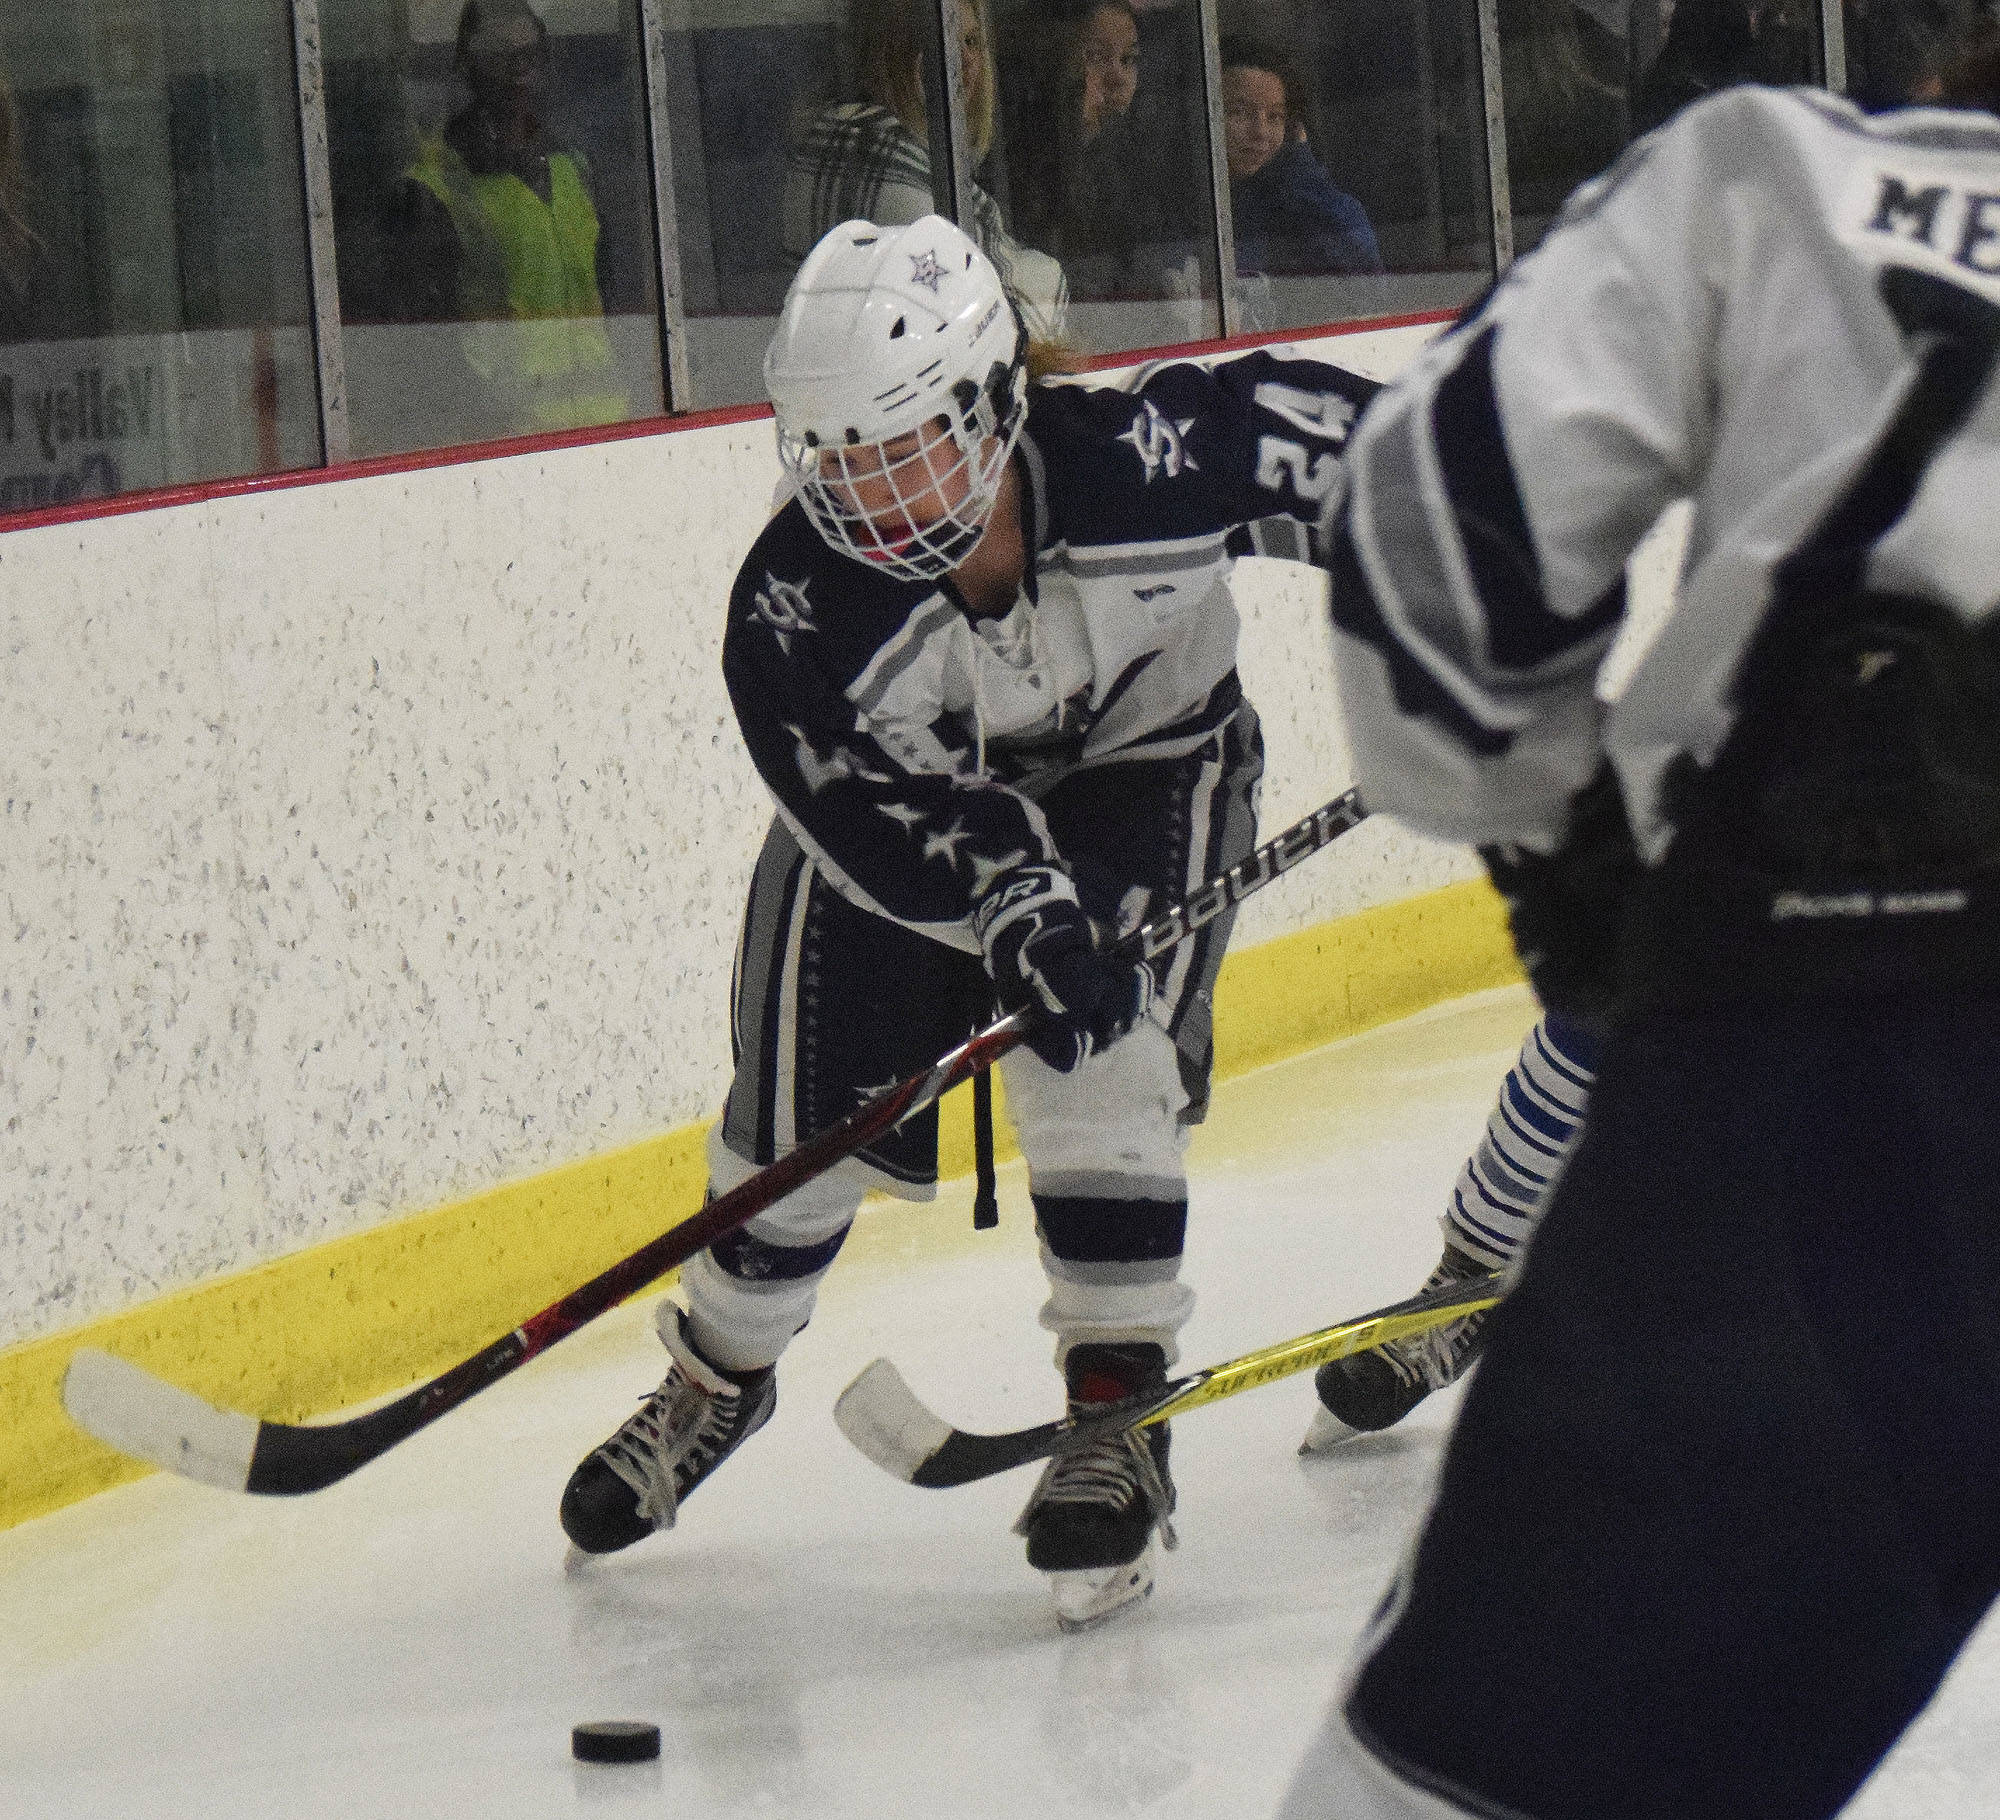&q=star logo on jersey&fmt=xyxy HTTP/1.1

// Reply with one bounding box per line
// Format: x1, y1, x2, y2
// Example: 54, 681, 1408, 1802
877, 801, 926, 834
786, 725, 892, 797
921, 817, 975, 870
1117, 399, 1199, 484
908, 248, 948, 293
752, 573, 817, 654
966, 847, 1029, 897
